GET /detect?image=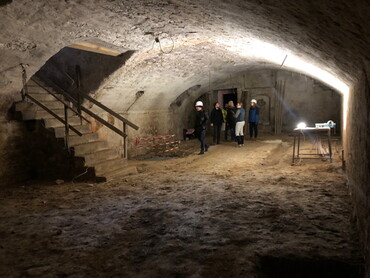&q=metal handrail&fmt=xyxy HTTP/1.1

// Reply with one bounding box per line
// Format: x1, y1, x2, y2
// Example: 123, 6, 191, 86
34, 73, 139, 158
25, 93, 82, 136
21, 70, 86, 152
35, 74, 139, 131
38, 64, 136, 126
38, 77, 136, 135
30, 77, 90, 123
82, 94, 139, 130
